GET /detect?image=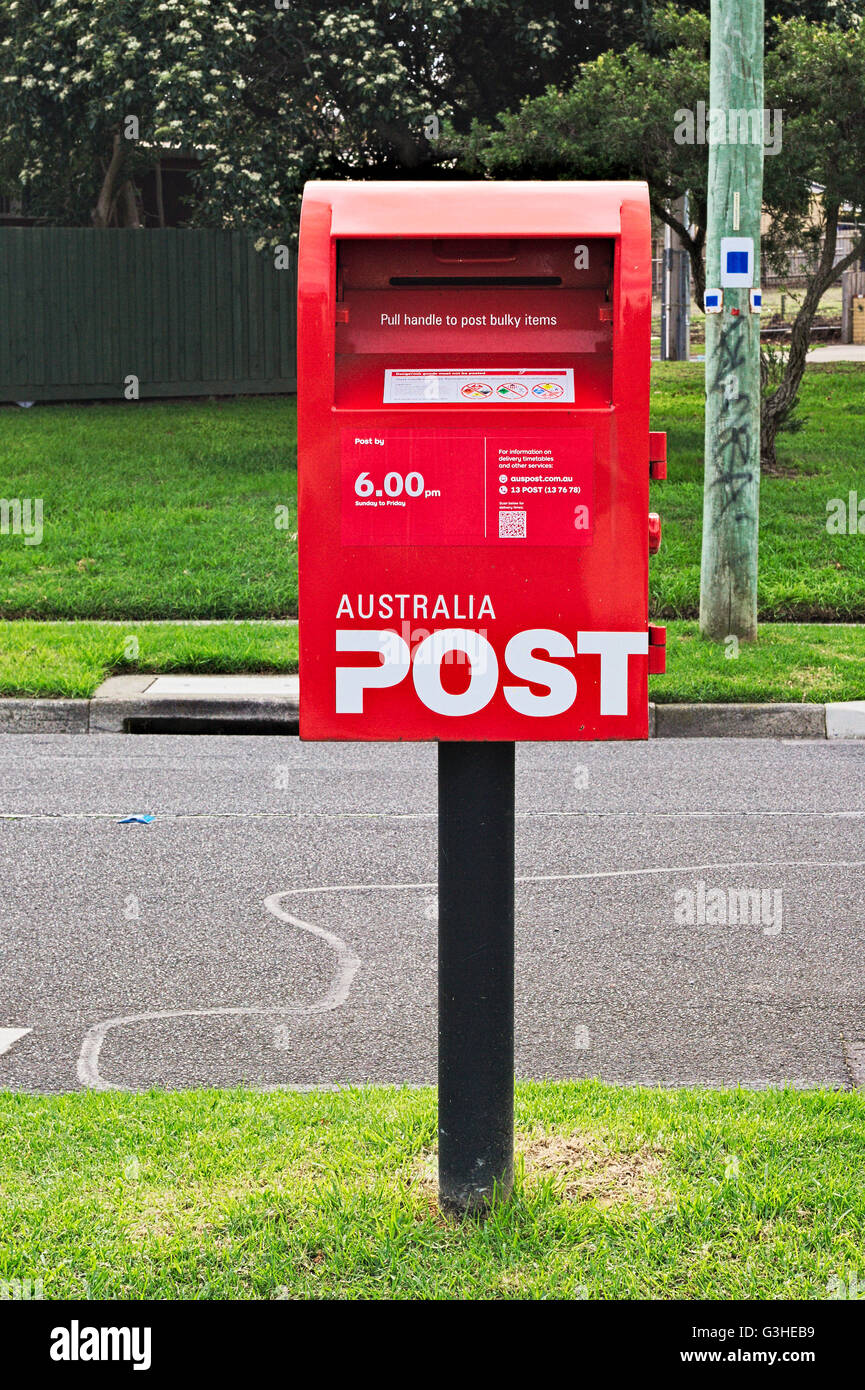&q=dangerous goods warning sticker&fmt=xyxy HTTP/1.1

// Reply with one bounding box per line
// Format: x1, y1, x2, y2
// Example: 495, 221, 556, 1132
382, 368, 575, 404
